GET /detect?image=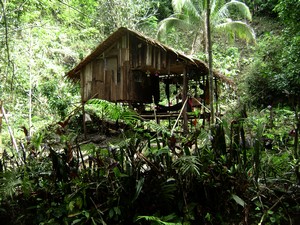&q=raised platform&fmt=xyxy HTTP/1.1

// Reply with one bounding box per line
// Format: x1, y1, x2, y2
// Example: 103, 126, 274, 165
140, 111, 210, 120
